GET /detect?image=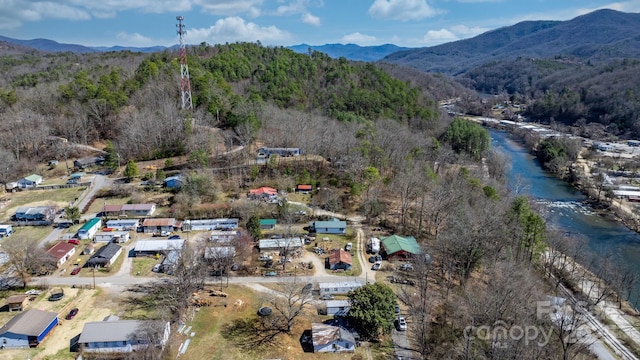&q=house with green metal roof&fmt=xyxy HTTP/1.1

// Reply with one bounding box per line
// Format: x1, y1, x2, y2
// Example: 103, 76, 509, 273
381, 235, 420, 260
17, 174, 43, 189
78, 218, 102, 240
259, 219, 277, 230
